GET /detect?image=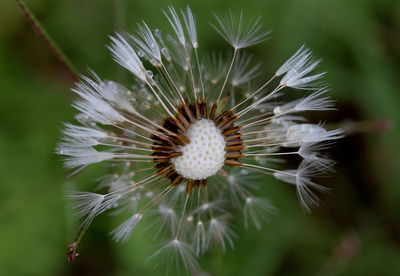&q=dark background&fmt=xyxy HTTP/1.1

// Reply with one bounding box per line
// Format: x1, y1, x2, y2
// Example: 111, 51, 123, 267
1, 0, 400, 275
